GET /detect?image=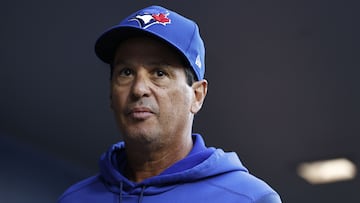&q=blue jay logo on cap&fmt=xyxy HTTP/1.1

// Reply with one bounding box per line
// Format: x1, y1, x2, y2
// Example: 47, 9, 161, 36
129, 12, 171, 29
